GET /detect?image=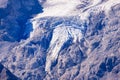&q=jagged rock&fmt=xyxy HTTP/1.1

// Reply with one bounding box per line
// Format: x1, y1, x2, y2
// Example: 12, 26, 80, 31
0, 0, 43, 41
0, 63, 20, 80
